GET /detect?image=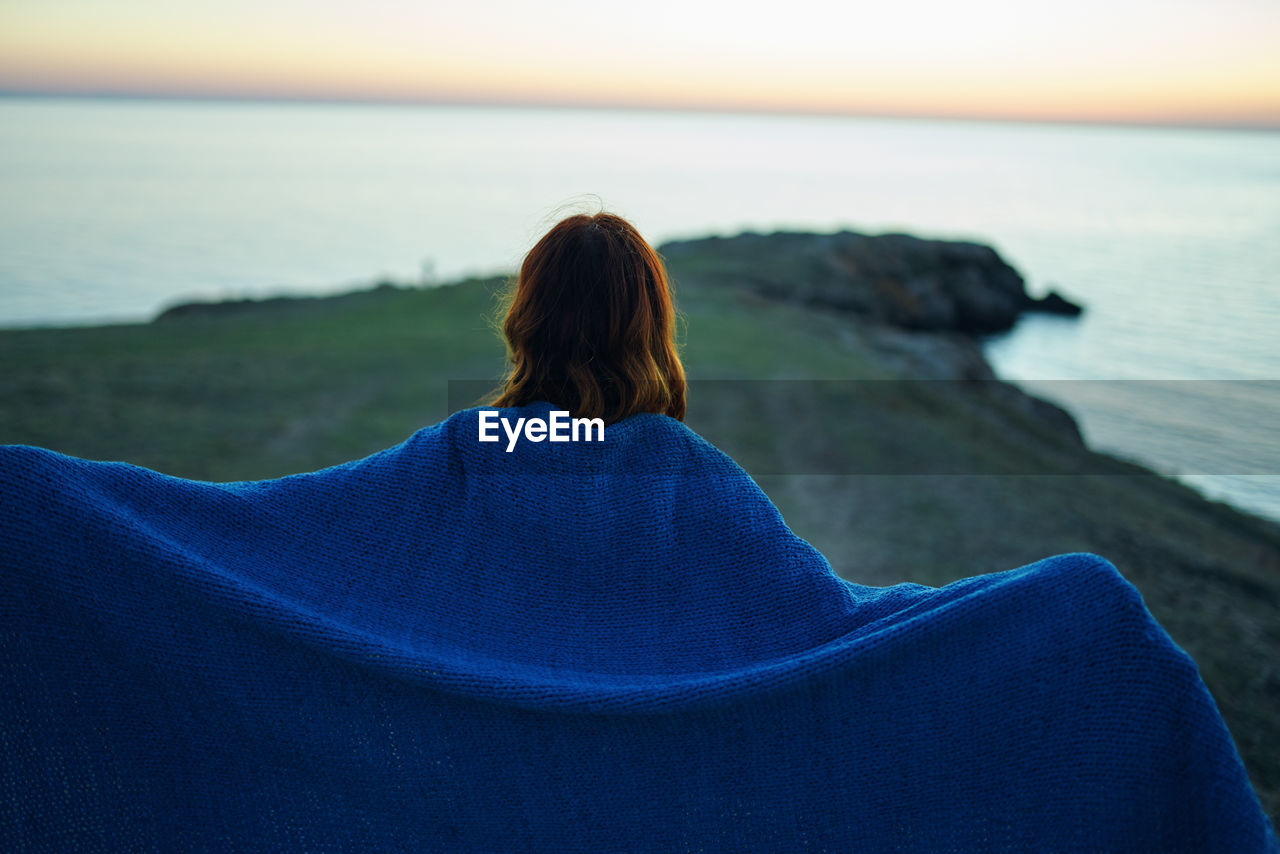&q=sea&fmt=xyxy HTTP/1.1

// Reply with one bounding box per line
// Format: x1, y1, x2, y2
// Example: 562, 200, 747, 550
1, 96, 1277, 521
